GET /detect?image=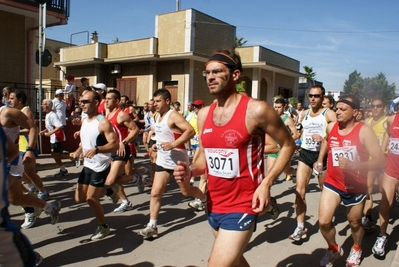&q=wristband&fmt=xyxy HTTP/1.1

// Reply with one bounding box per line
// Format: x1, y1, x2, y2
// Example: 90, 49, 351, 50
95, 146, 99, 154
26, 146, 34, 152
122, 140, 127, 145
